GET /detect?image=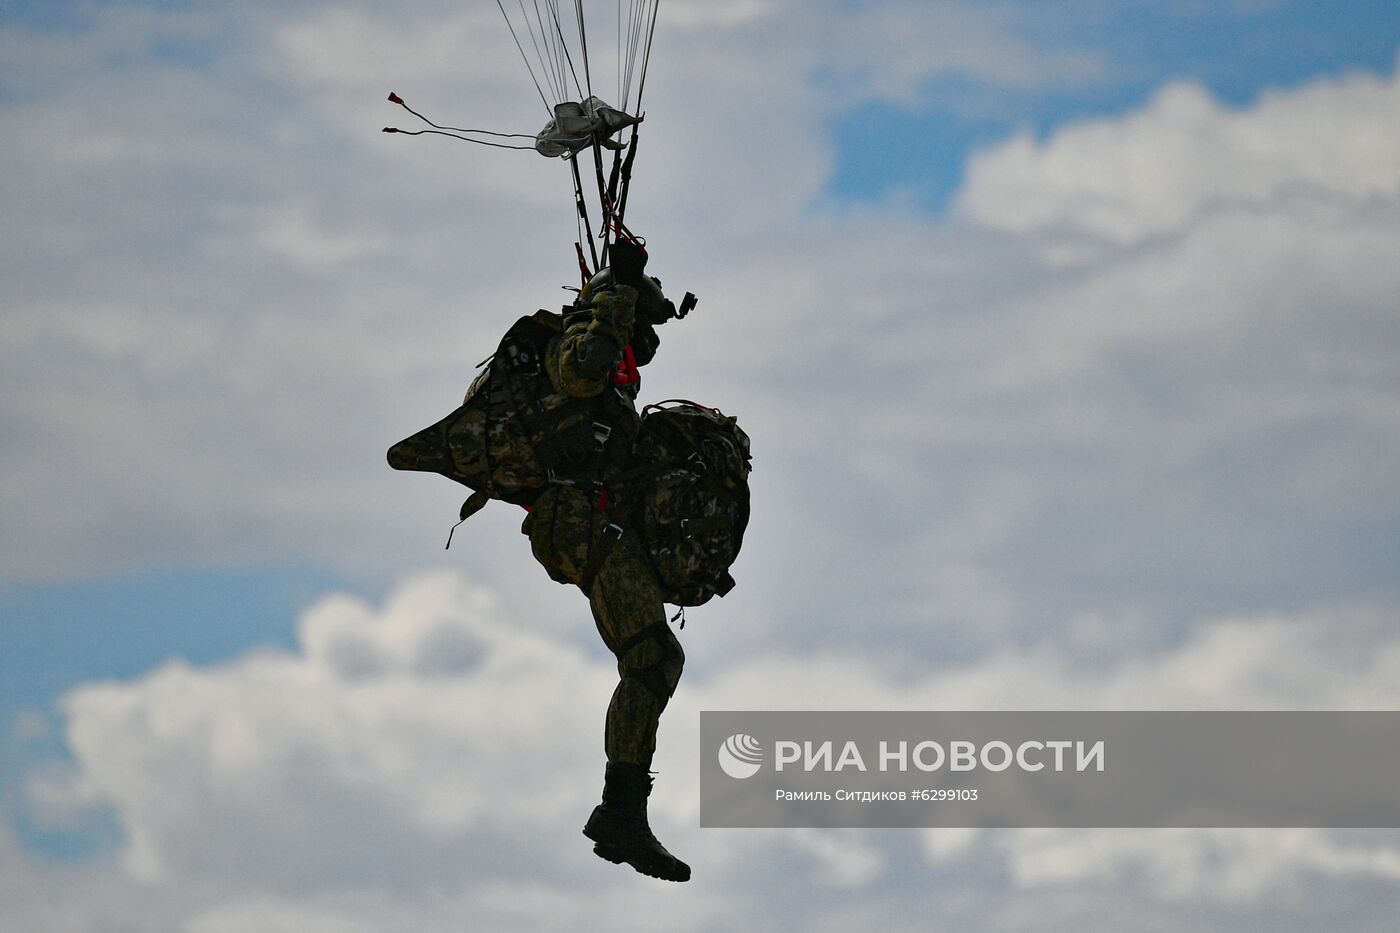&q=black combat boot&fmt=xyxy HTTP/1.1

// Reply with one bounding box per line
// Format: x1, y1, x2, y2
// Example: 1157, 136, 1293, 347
583, 761, 691, 882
